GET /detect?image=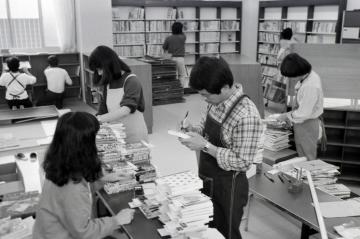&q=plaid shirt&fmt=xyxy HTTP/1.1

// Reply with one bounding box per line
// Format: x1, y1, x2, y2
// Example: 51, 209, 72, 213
194, 85, 264, 172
